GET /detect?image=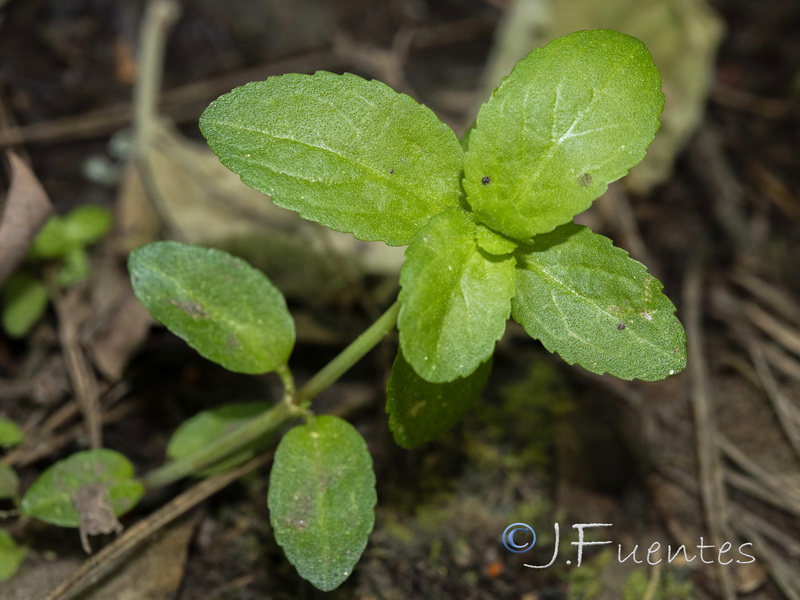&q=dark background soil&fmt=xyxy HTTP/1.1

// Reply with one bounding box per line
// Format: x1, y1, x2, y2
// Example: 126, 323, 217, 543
1, 1, 799, 599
